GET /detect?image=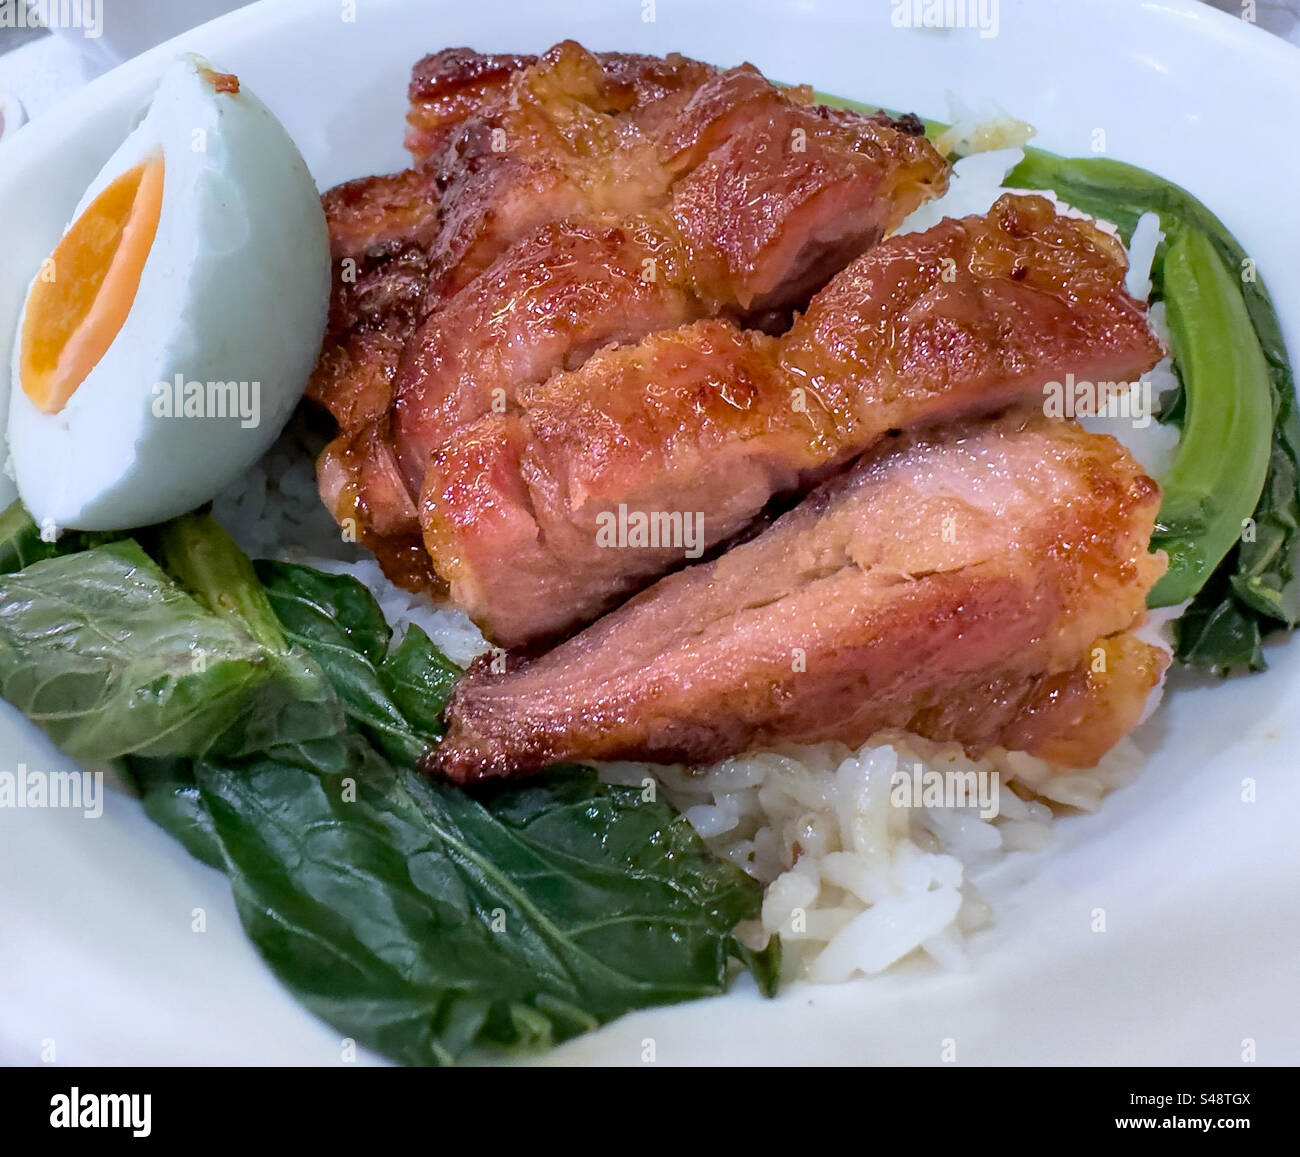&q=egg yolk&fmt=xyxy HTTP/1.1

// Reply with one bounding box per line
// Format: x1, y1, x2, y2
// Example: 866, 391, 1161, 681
19, 155, 164, 414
